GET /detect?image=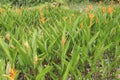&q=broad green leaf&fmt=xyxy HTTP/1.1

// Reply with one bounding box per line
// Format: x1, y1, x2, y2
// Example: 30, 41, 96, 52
88, 31, 100, 46
36, 66, 53, 80
62, 62, 71, 80
0, 39, 12, 63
